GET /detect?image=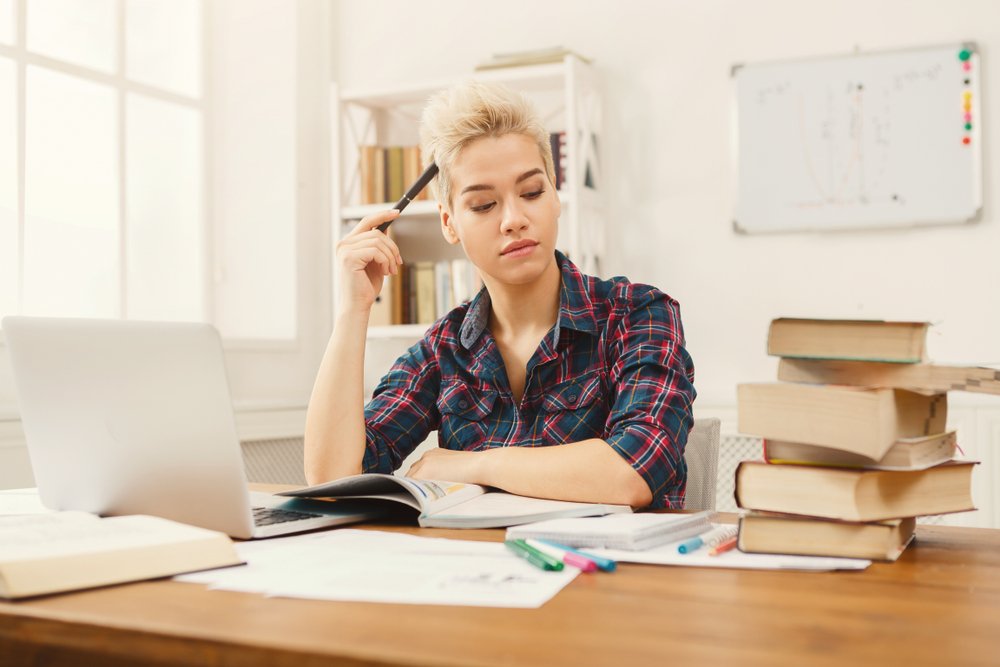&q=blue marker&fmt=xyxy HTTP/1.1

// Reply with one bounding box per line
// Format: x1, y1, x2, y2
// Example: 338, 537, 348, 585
677, 535, 706, 554
537, 539, 617, 572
